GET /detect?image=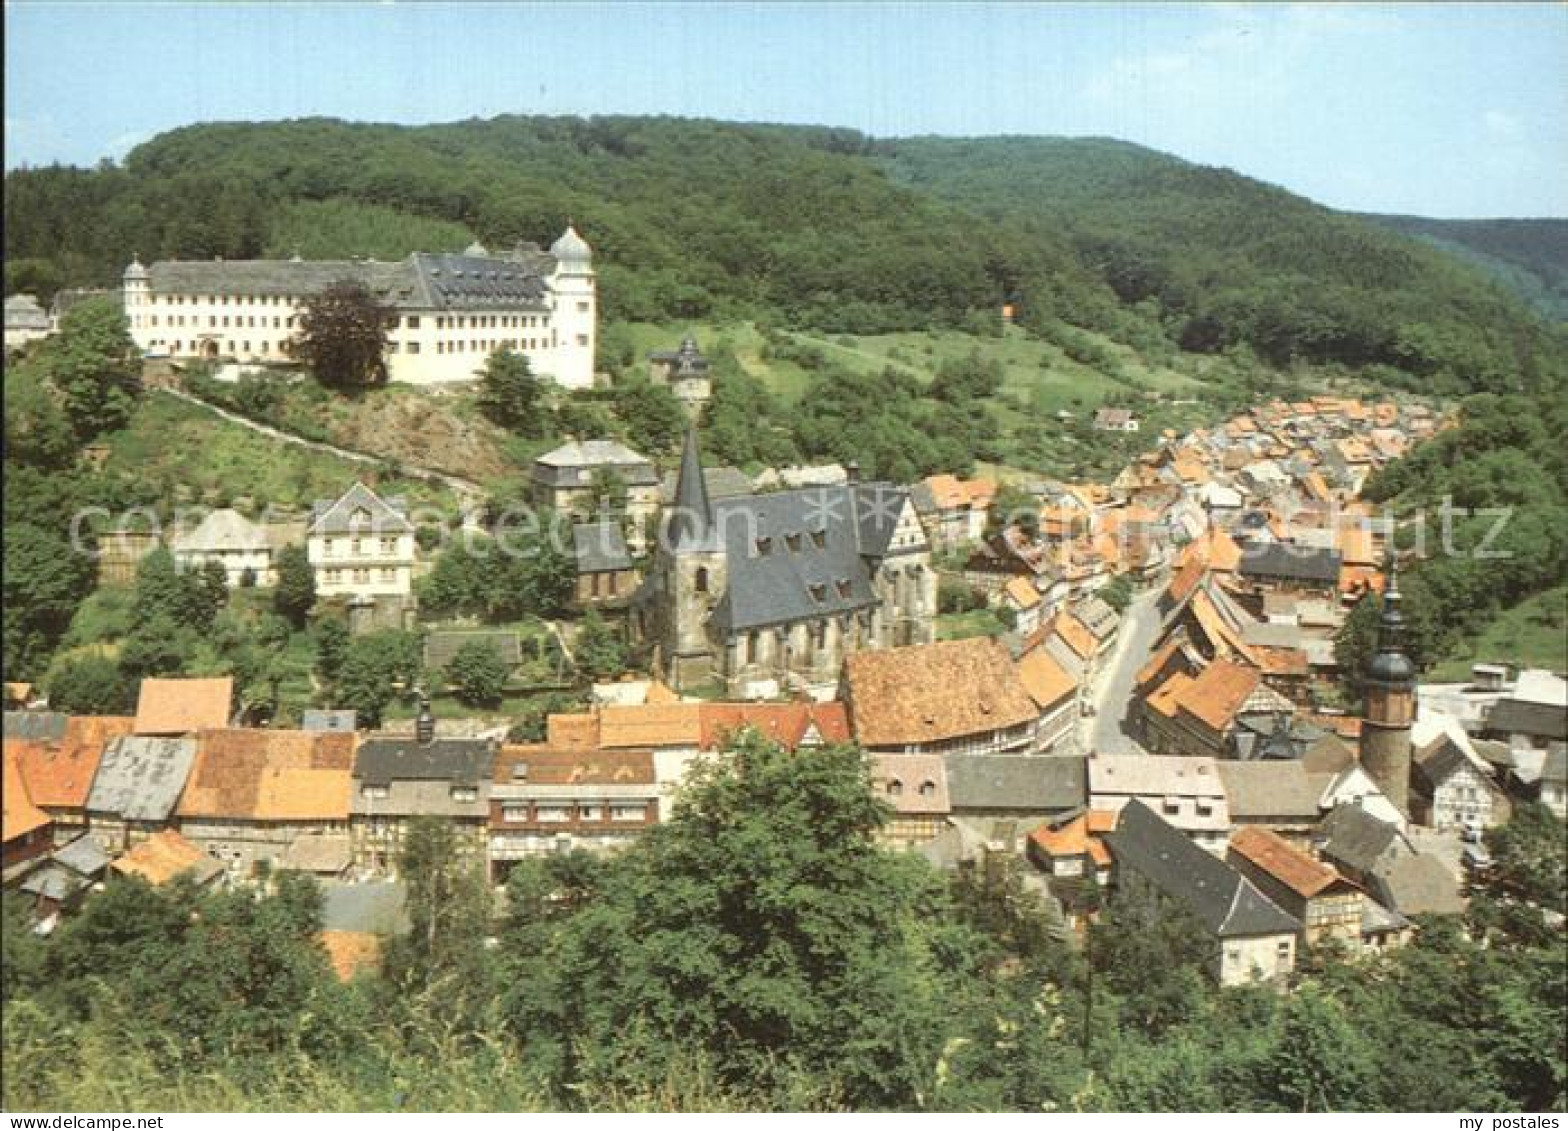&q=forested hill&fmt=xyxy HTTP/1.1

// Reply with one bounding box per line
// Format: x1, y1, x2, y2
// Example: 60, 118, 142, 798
5, 116, 1563, 394
876, 135, 1564, 392
1357, 214, 1568, 323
